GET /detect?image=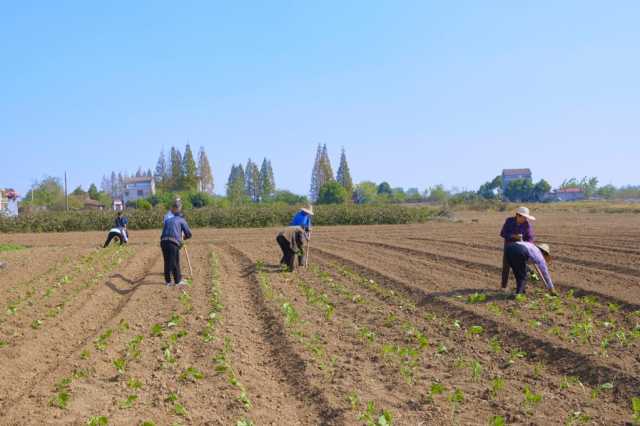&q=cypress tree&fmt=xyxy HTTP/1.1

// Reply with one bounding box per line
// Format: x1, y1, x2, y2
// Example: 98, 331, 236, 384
197, 146, 214, 194
310, 144, 322, 202
170, 147, 183, 190
245, 159, 260, 202
336, 147, 353, 197
259, 158, 275, 201
182, 144, 198, 191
